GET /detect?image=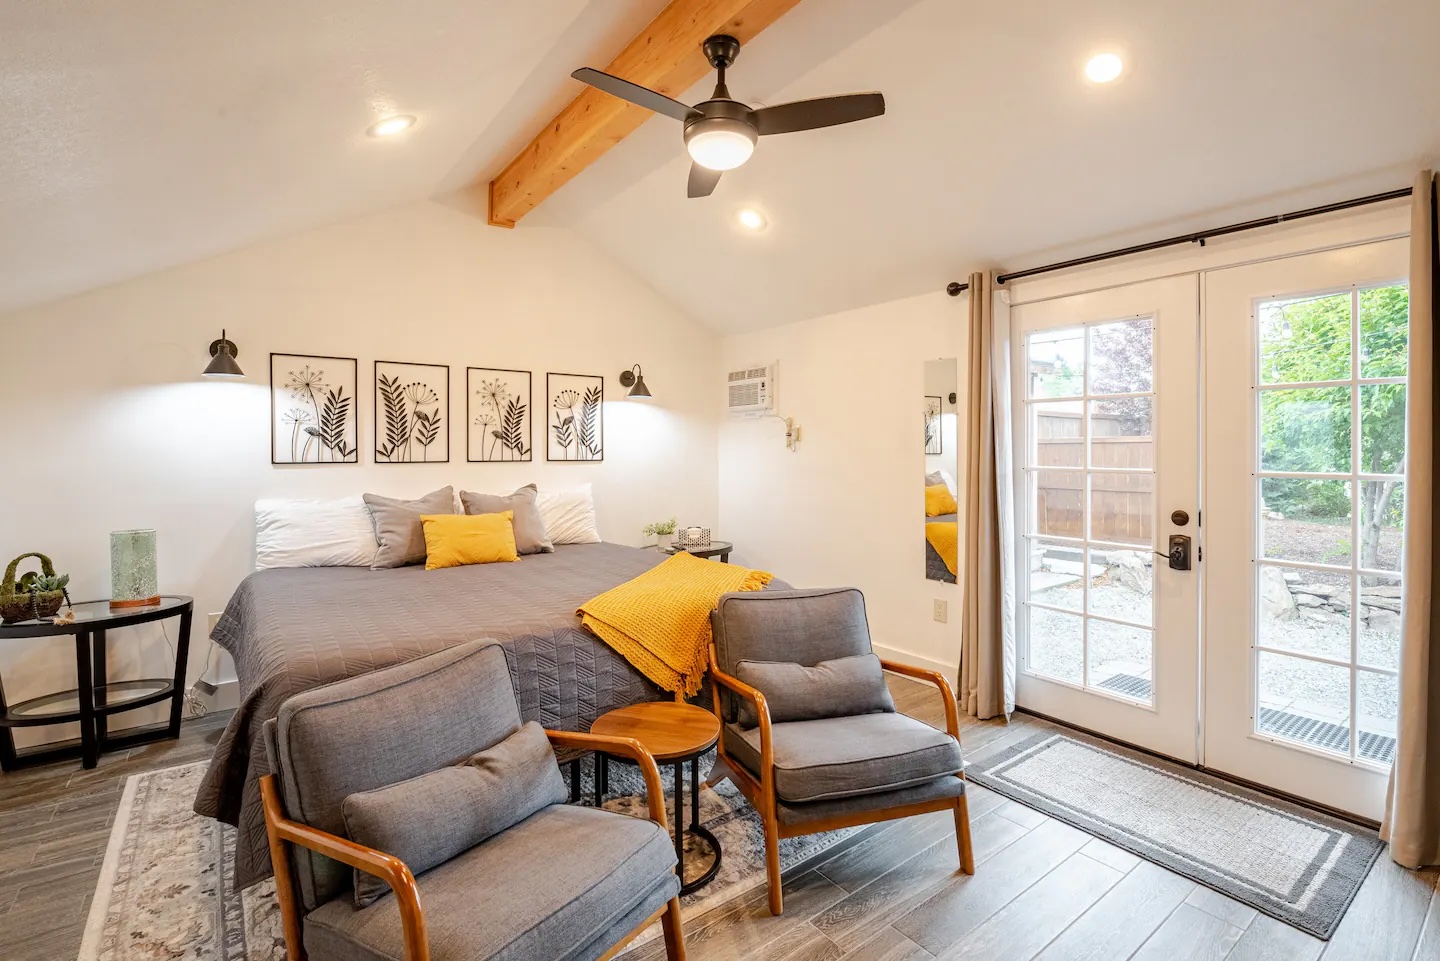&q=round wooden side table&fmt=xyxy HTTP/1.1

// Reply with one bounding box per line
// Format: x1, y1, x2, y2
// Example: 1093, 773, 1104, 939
591, 701, 722, 894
